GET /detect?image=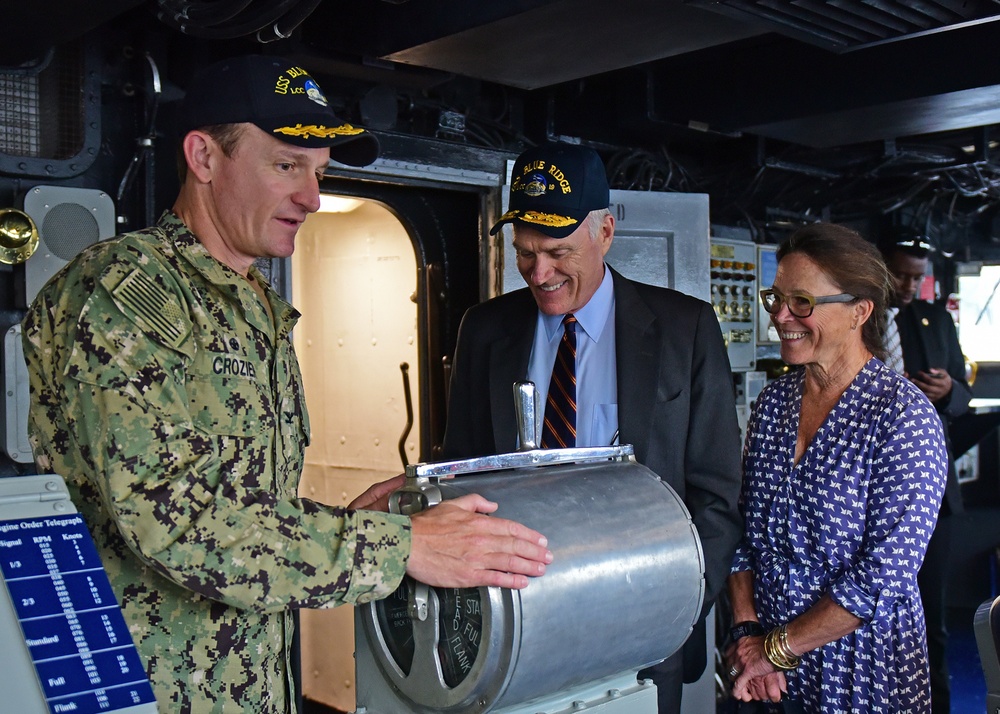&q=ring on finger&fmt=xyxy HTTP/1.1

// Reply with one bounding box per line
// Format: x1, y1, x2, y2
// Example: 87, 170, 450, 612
728, 665, 740, 678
